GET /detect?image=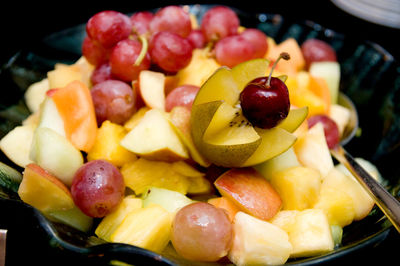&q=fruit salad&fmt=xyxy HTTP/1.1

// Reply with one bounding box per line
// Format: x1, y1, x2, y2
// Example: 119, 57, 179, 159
0, 5, 384, 265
